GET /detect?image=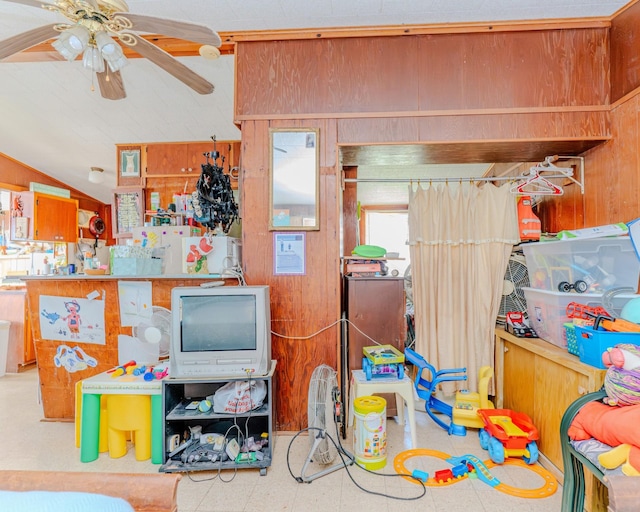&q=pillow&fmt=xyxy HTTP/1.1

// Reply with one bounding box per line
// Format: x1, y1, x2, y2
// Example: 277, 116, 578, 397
567, 401, 640, 448
0, 490, 134, 512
